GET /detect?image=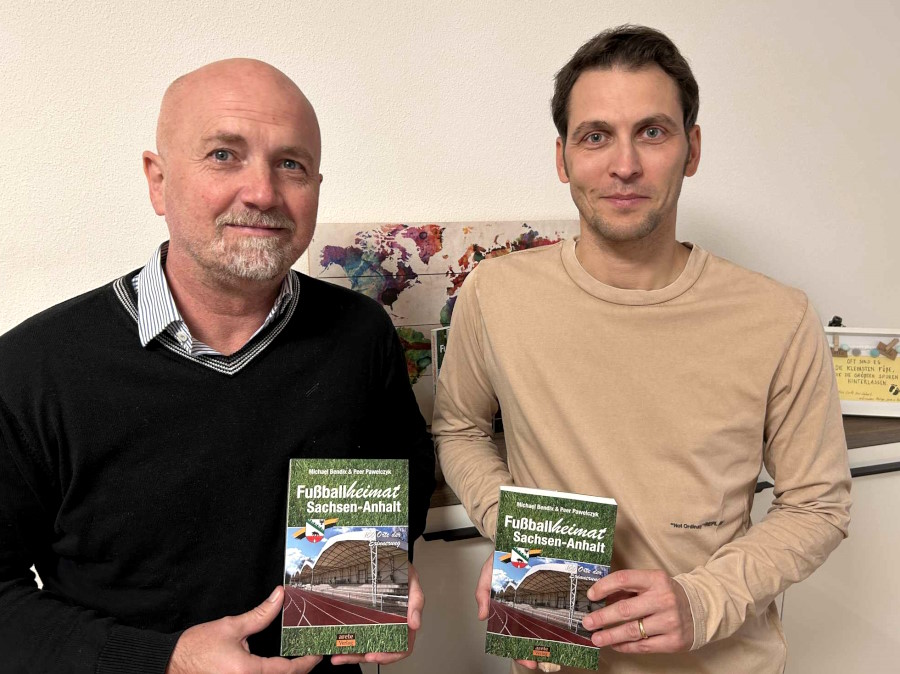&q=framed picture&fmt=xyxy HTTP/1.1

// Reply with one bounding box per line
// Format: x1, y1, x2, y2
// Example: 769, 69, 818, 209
306, 220, 578, 421
824, 327, 900, 417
